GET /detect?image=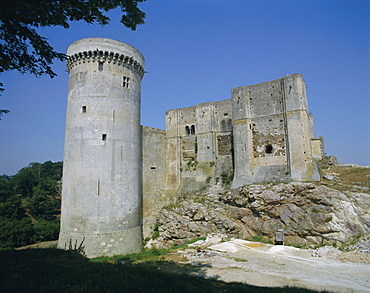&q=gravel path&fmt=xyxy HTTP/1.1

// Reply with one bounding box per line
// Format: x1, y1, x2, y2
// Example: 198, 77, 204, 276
184, 239, 370, 293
